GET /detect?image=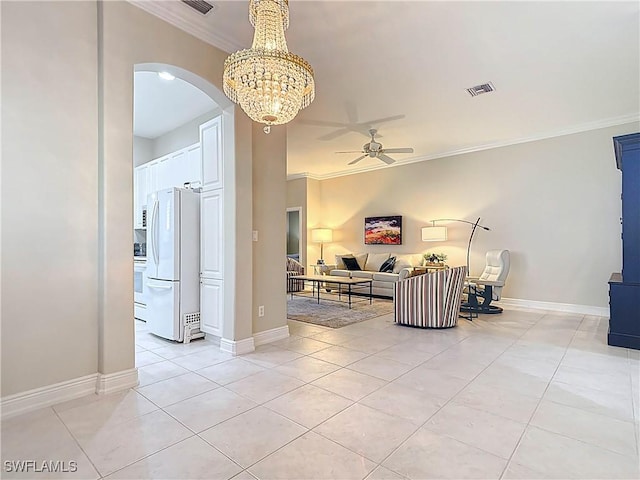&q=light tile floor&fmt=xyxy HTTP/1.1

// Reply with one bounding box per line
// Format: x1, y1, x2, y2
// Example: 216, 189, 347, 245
2, 309, 639, 479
